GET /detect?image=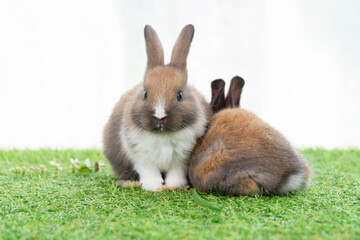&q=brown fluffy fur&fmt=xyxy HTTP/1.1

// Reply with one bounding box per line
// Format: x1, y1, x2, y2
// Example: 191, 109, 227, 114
188, 77, 311, 195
